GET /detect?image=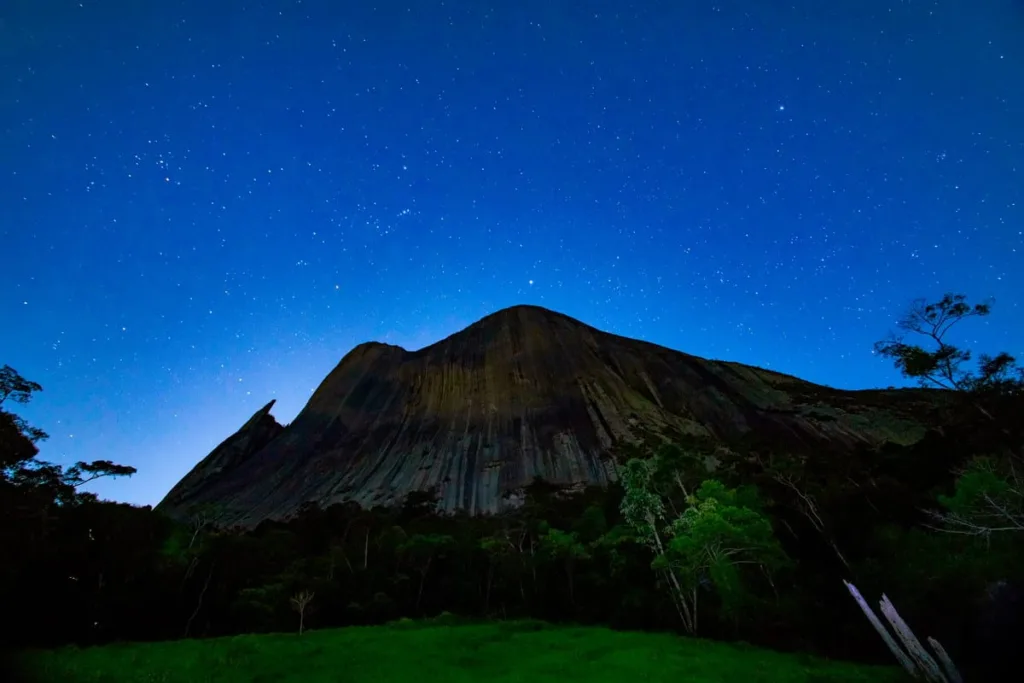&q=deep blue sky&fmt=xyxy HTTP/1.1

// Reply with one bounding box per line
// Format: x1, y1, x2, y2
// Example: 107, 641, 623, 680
3, 0, 1022, 507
